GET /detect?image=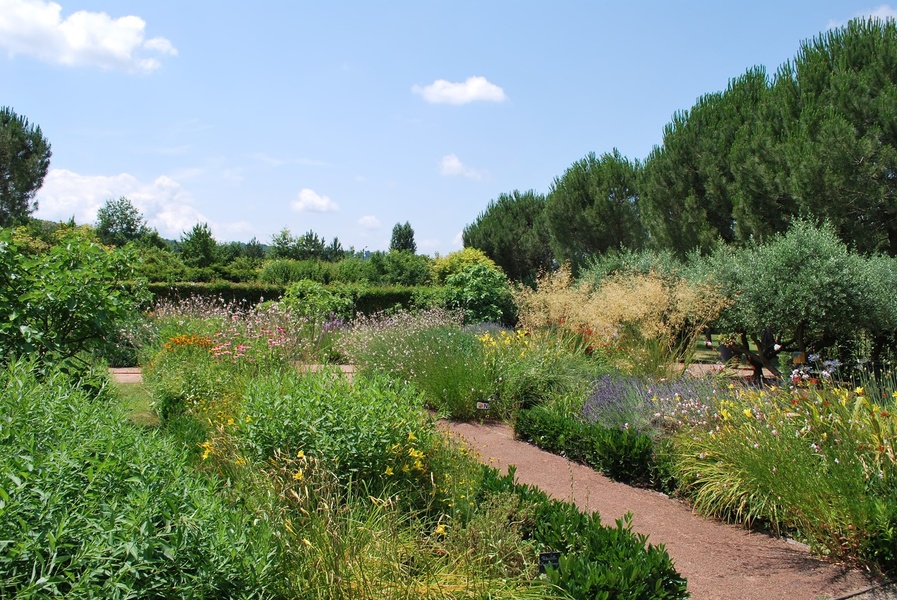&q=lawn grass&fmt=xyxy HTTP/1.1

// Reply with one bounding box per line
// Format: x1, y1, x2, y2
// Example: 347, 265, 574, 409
112, 381, 159, 427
